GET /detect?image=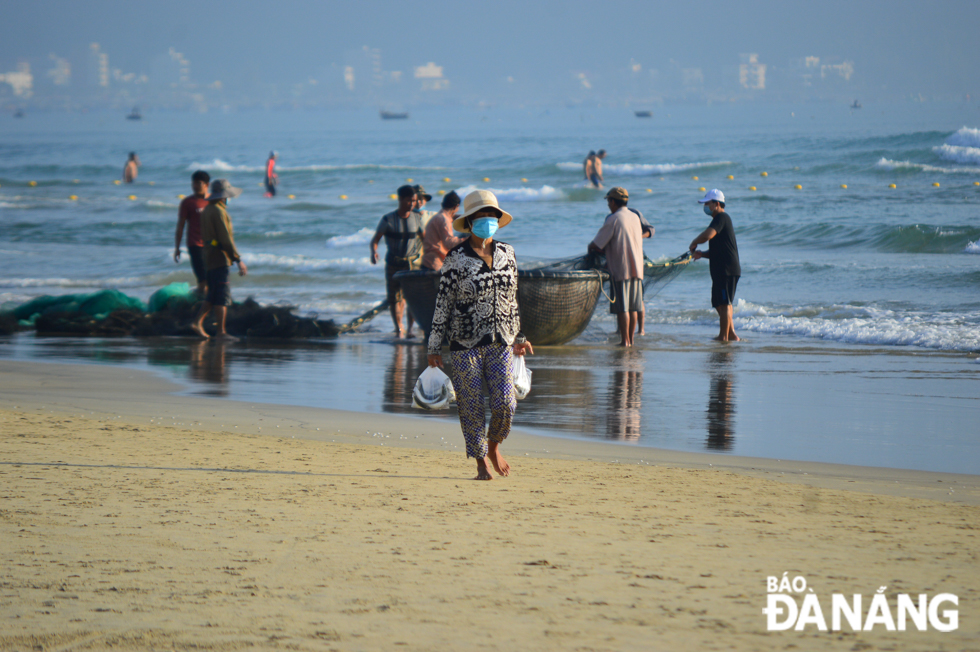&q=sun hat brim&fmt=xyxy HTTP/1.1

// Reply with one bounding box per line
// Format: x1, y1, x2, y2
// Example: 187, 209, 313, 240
453, 191, 513, 233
